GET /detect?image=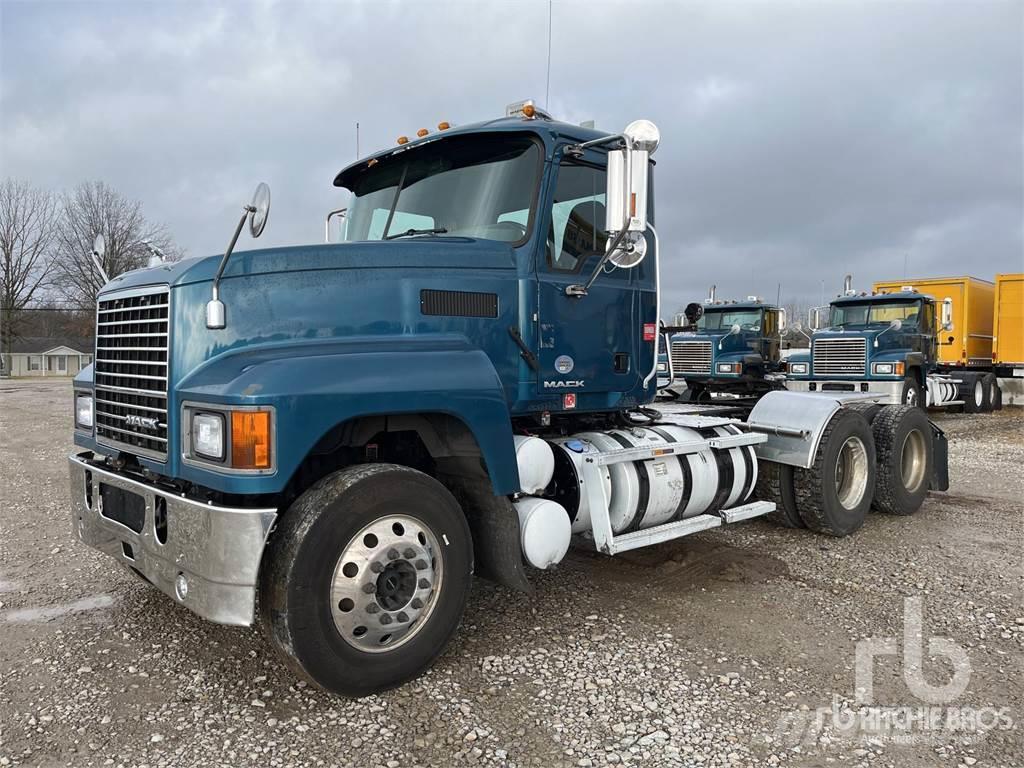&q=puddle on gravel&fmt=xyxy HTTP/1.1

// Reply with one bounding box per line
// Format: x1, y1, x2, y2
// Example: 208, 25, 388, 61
2, 594, 115, 622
